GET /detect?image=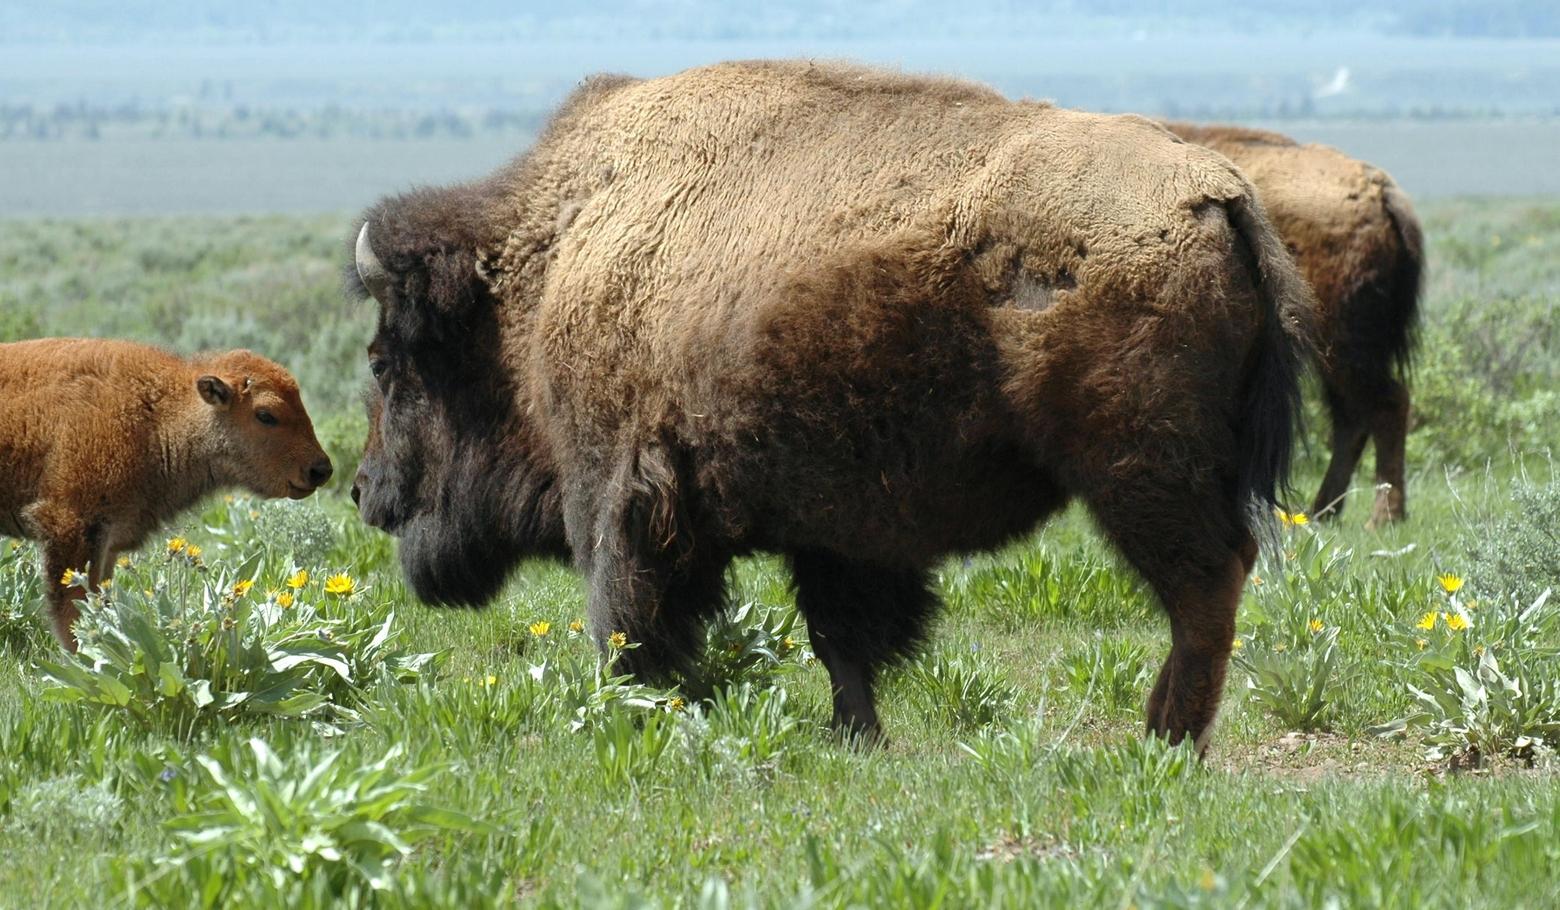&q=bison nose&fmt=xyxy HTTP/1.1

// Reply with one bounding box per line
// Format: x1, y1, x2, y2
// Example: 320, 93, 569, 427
350, 480, 362, 505
308, 458, 334, 489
